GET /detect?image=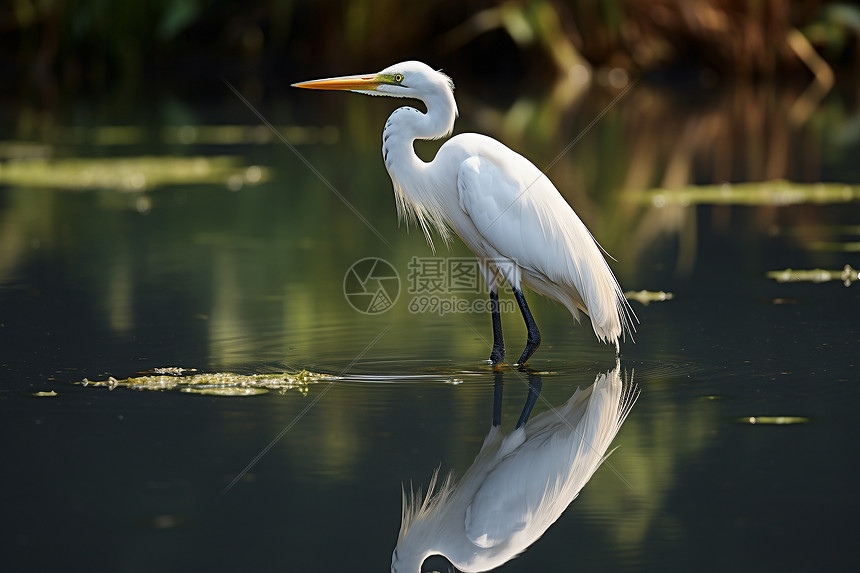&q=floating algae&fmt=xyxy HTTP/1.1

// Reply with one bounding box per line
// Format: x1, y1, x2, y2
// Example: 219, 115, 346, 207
629, 180, 860, 206
625, 290, 674, 305
0, 156, 269, 191
79, 369, 338, 397
740, 416, 810, 425
181, 387, 270, 396
766, 265, 858, 286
